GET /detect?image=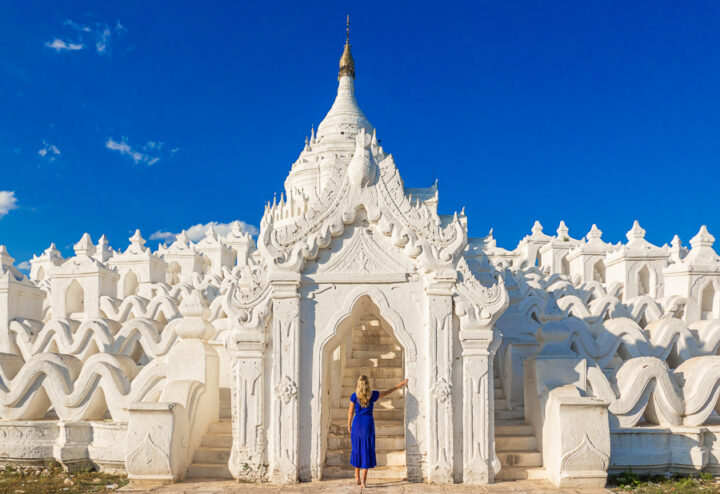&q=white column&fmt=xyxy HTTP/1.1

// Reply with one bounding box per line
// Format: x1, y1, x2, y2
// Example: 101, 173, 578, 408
426, 274, 455, 483
227, 329, 268, 481
459, 327, 501, 483
268, 273, 301, 482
